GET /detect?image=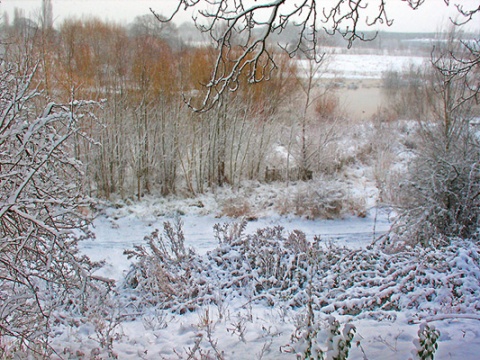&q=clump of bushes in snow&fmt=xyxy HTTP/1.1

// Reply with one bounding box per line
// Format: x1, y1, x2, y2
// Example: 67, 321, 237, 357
123, 220, 480, 320
213, 178, 367, 220
388, 123, 480, 248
